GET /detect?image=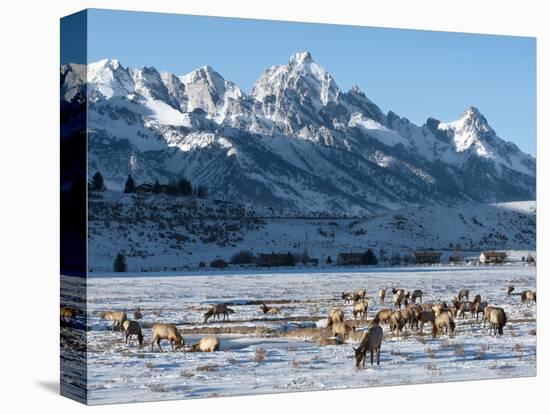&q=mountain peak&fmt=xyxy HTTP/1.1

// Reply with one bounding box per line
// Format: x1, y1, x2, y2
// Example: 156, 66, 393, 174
289, 51, 314, 66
